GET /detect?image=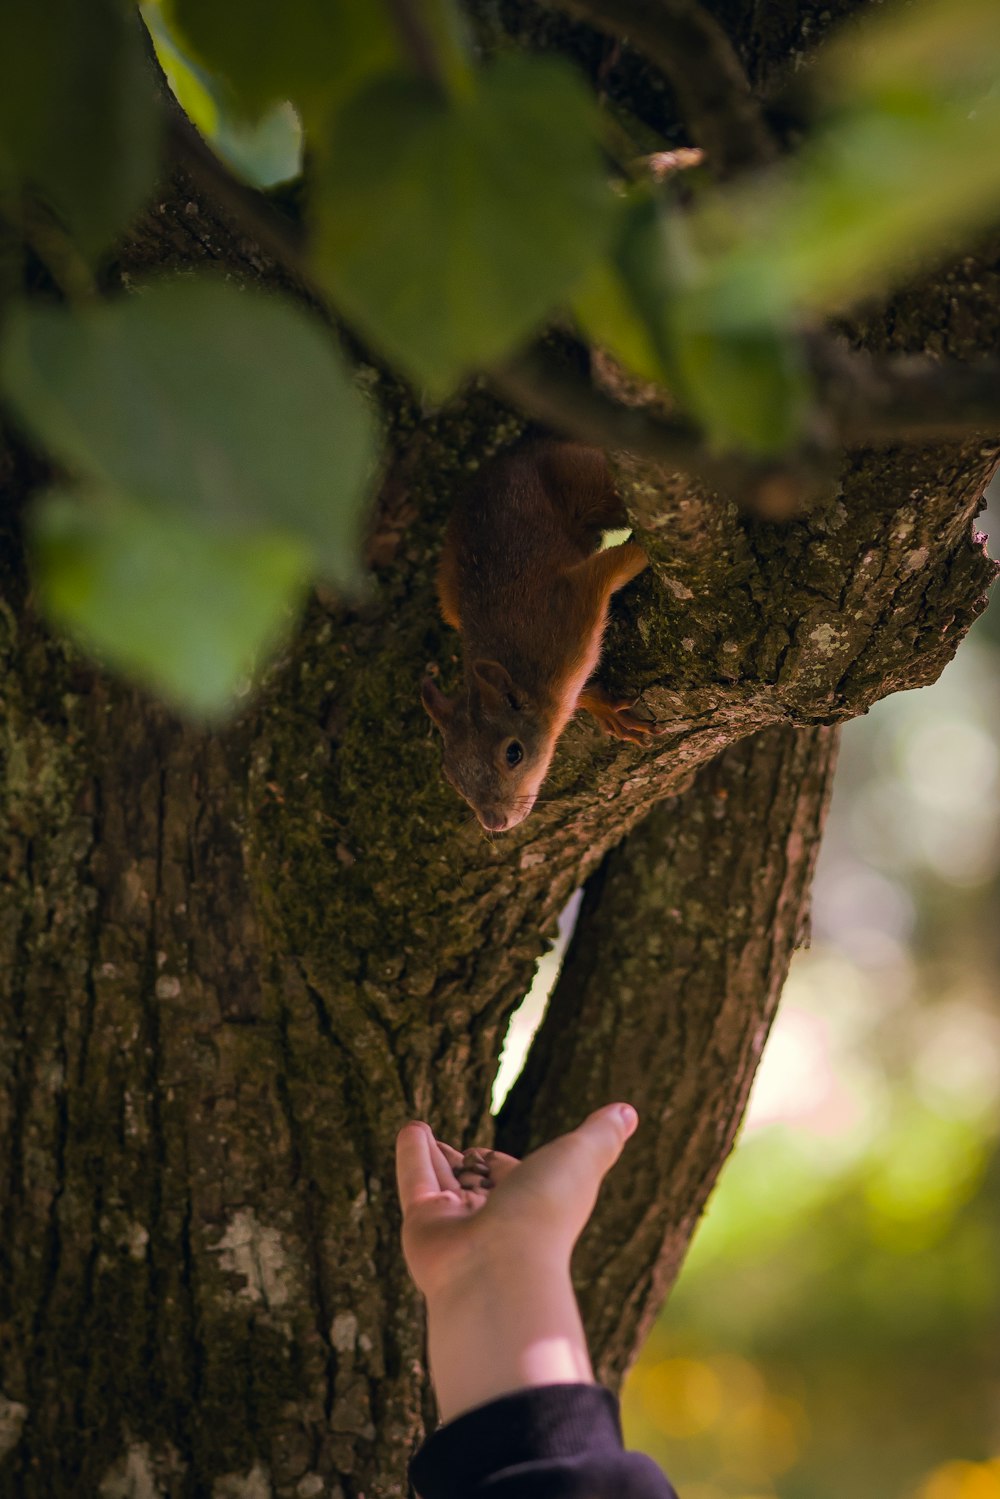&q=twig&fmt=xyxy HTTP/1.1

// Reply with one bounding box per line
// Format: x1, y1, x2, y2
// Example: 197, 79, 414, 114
19, 198, 99, 304
493, 340, 1000, 518
164, 111, 321, 302
818, 347, 1000, 446
492, 346, 710, 468
490, 347, 828, 518
384, 0, 450, 90
545, 0, 775, 176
